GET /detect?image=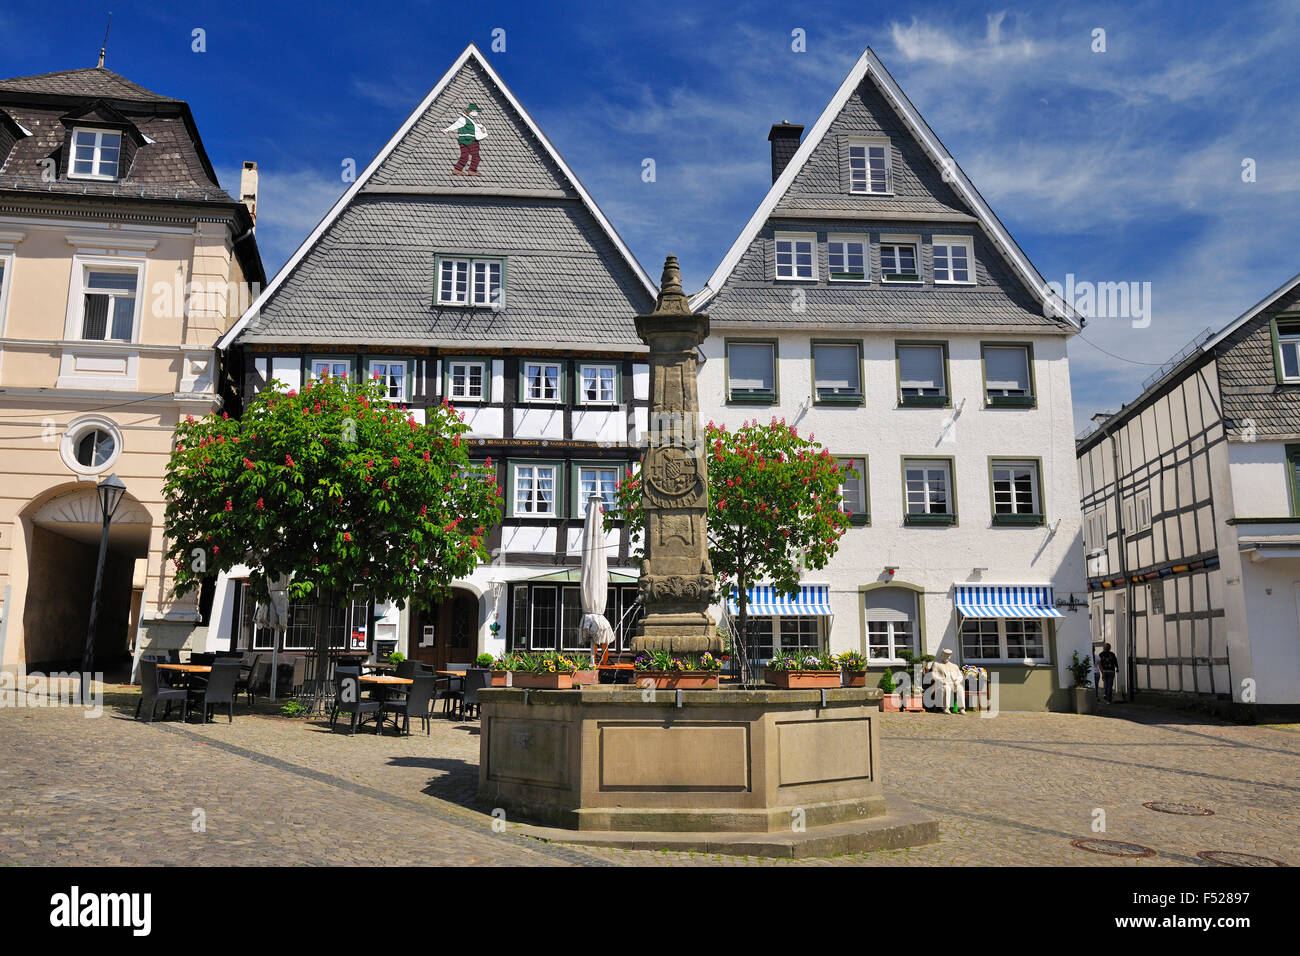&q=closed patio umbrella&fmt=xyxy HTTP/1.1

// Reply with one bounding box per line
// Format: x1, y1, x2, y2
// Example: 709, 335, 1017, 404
579, 495, 615, 660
